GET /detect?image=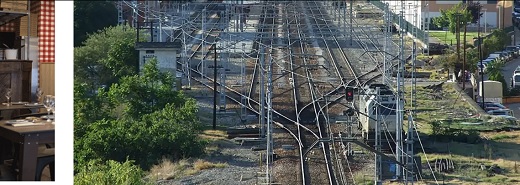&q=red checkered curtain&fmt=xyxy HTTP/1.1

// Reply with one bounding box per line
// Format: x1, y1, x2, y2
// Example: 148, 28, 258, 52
38, 0, 55, 63
0, 22, 16, 32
